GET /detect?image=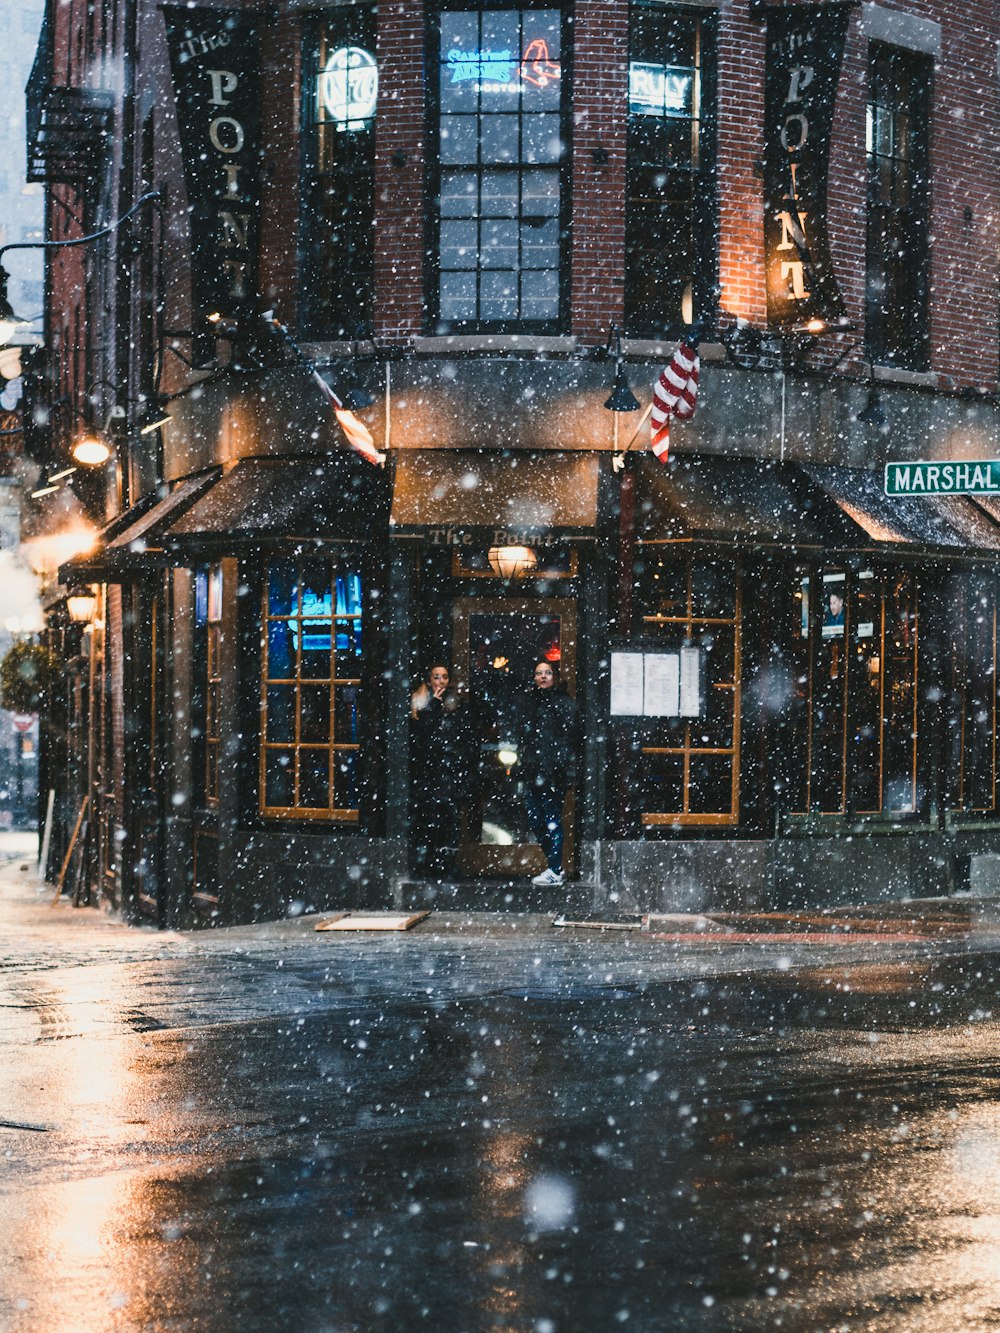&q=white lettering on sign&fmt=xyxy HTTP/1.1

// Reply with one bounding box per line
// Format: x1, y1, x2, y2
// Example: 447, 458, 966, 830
320, 47, 378, 131
884, 461, 1000, 495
